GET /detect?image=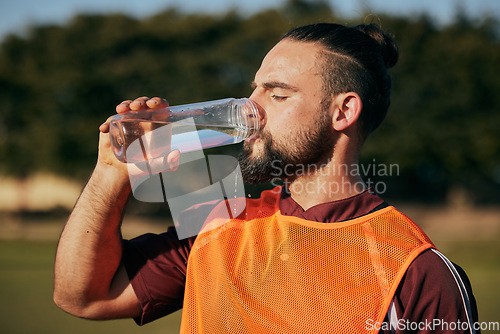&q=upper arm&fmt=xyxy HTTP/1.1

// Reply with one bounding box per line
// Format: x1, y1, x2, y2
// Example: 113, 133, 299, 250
74, 225, 192, 322
73, 264, 142, 320
107, 264, 143, 319
392, 249, 479, 334
120, 229, 195, 325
